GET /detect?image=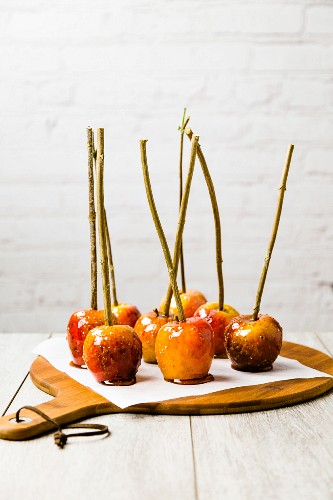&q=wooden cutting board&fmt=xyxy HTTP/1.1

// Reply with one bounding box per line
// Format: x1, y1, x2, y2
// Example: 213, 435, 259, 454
1, 341, 333, 441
